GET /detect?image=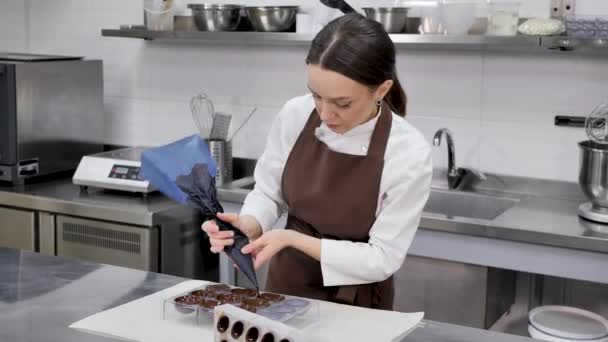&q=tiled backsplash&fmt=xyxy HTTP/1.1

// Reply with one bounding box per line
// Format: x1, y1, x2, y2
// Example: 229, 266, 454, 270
1, 0, 607, 181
